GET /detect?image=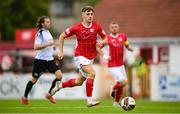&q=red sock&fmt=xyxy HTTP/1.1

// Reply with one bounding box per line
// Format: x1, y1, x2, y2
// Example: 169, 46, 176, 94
62, 79, 76, 88
115, 88, 123, 102
86, 78, 94, 97
113, 82, 120, 90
